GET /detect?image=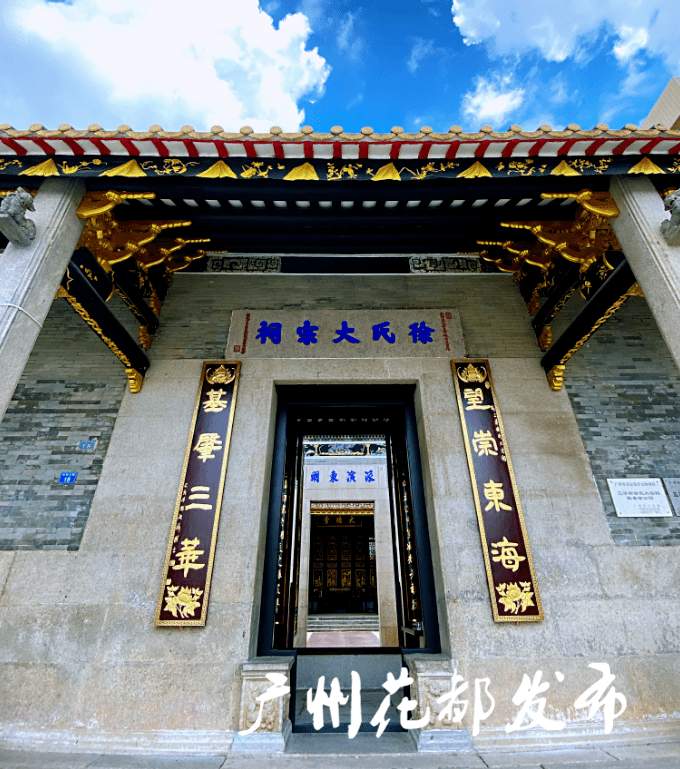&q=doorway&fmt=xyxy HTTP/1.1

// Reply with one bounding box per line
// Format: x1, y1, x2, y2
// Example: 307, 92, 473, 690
295, 432, 399, 649
257, 385, 441, 657
304, 508, 379, 647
